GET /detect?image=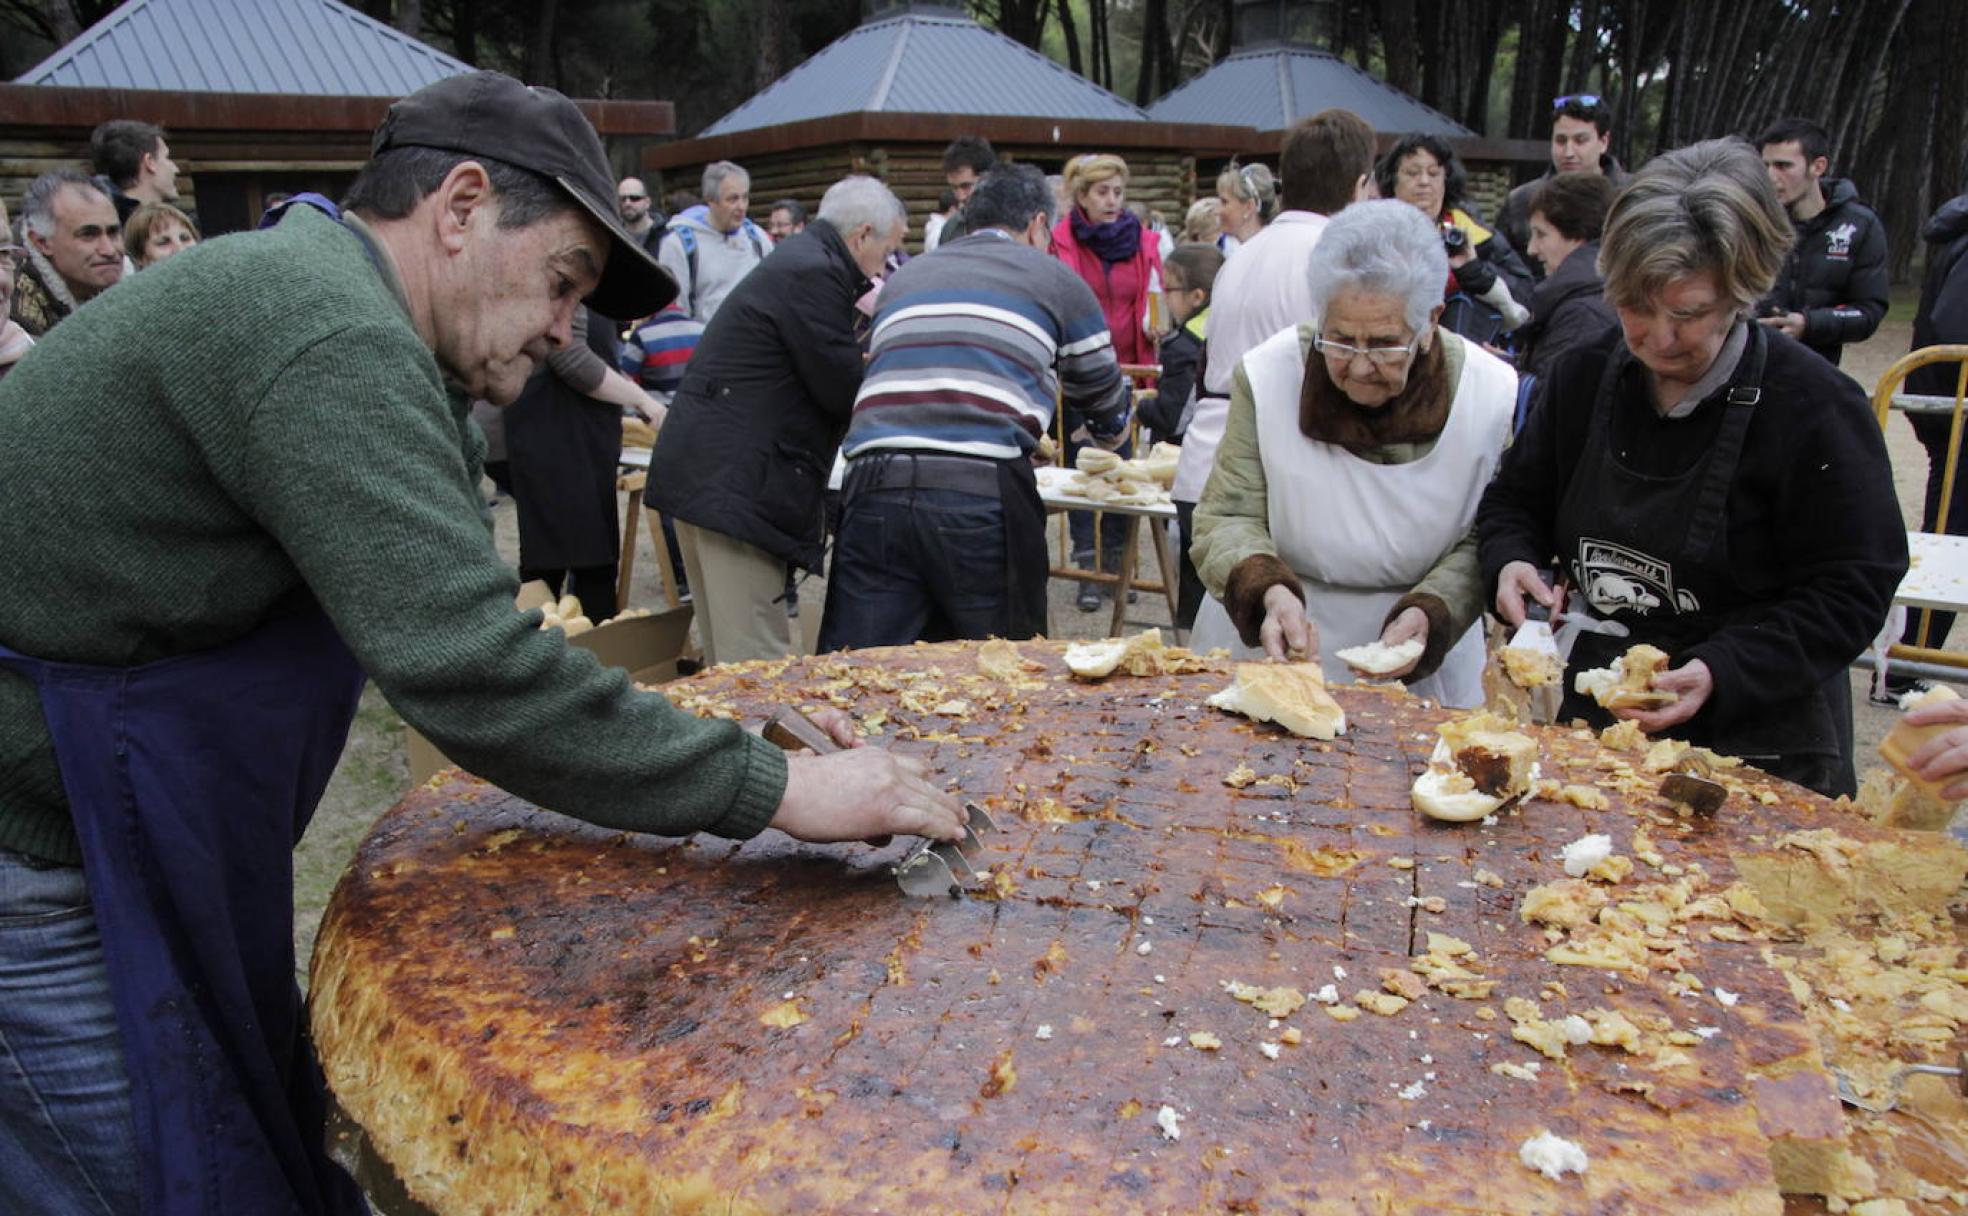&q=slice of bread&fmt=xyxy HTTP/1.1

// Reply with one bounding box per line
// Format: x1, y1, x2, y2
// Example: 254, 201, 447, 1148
1412, 766, 1503, 822
1878, 684, 1962, 803
1335, 638, 1425, 676
1207, 663, 1347, 739
1575, 643, 1678, 711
